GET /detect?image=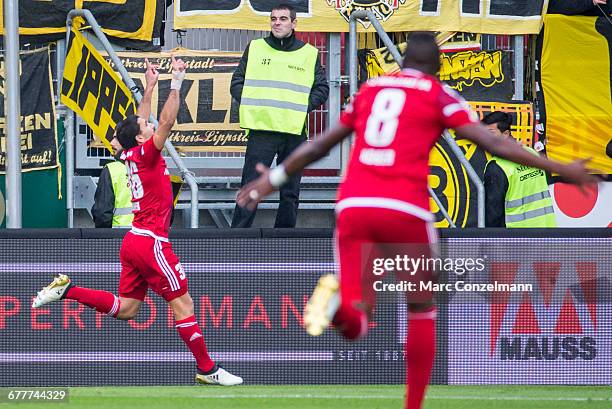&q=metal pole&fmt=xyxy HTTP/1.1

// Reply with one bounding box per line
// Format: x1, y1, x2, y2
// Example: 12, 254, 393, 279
513, 35, 524, 100
55, 39, 73, 226
66, 9, 199, 227
326, 33, 344, 174
442, 131, 485, 227
348, 15, 359, 98
63, 109, 75, 227
4, 0, 22, 228
344, 17, 358, 172
326, 33, 341, 129
428, 186, 456, 228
